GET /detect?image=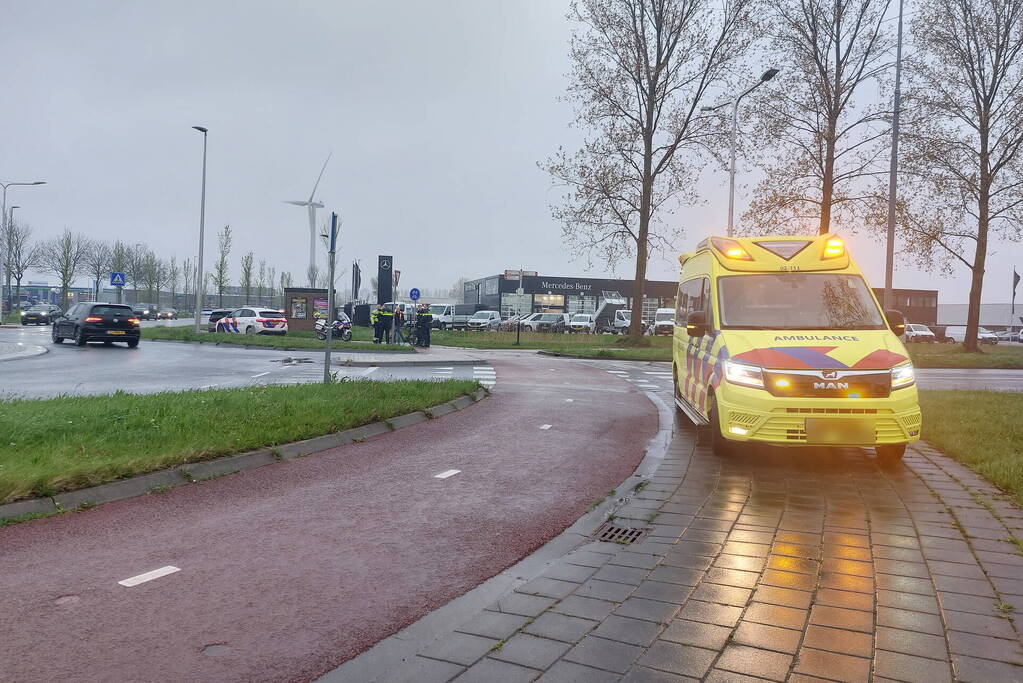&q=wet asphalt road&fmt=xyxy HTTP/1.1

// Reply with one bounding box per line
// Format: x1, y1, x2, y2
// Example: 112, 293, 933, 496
2, 324, 1022, 397
0, 356, 657, 682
